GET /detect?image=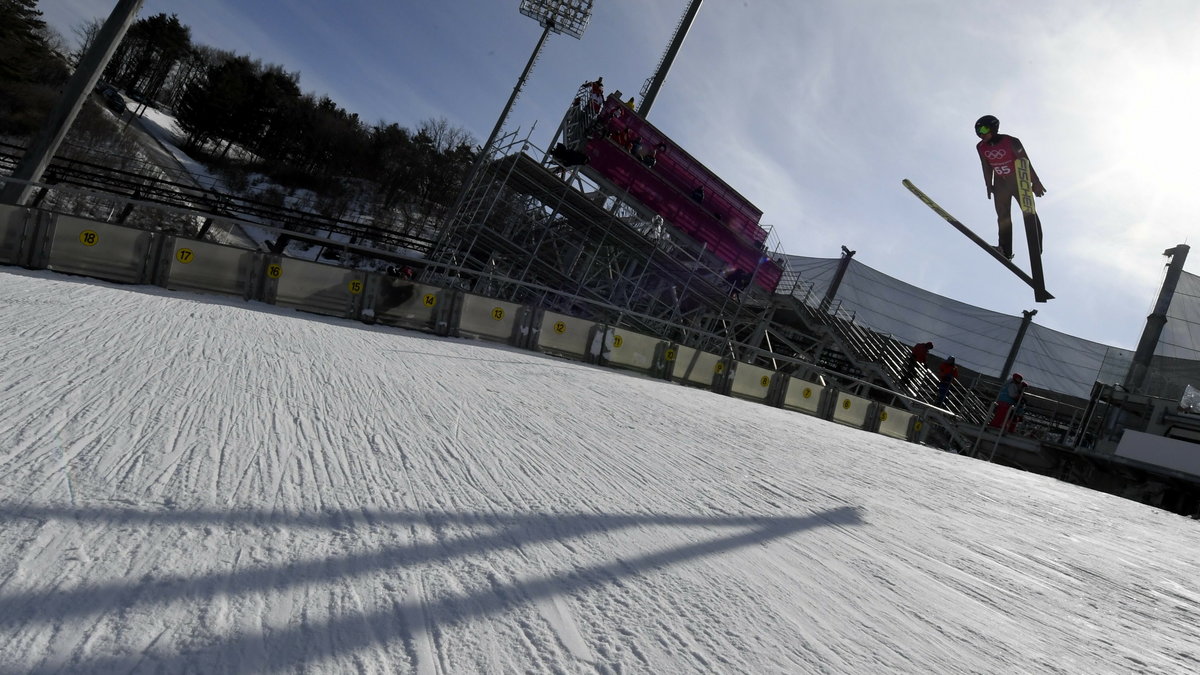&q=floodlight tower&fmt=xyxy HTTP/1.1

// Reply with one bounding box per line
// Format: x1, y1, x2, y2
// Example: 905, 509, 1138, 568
637, 0, 703, 118
445, 1, 592, 225
479, 1, 592, 163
